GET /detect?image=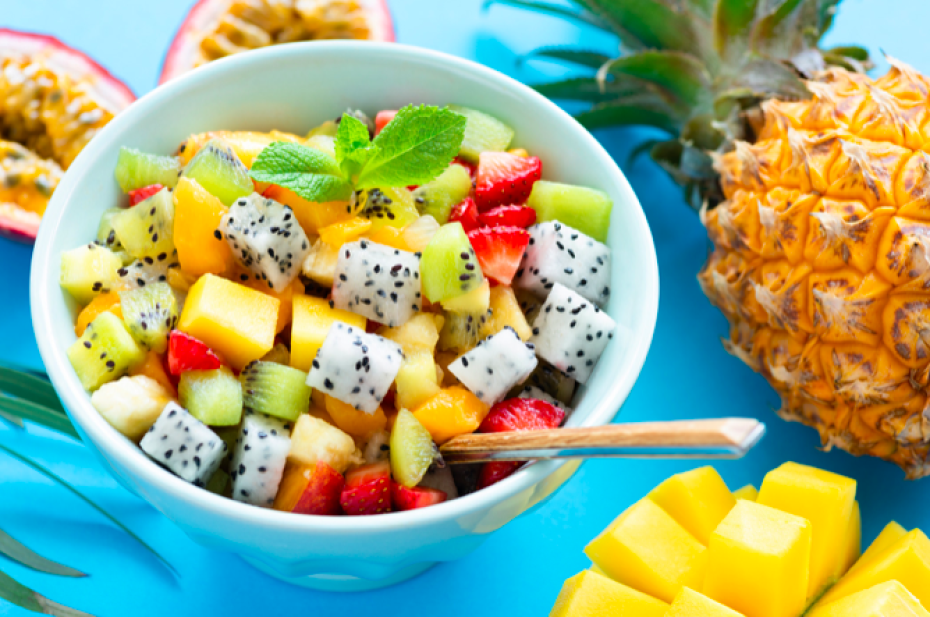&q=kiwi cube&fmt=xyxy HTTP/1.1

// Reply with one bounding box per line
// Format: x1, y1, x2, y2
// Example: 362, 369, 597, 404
390, 408, 438, 488
412, 164, 473, 223
420, 222, 484, 303
448, 105, 515, 163
526, 181, 613, 243
179, 366, 243, 426
111, 187, 175, 259
240, 361, 311, 422
96, 208, 125, 251
60, 243, 124, 305
114, 147, 180, 192
119, 282, 179, 354
181, 138, 253, 206
67, 312, 145, 392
